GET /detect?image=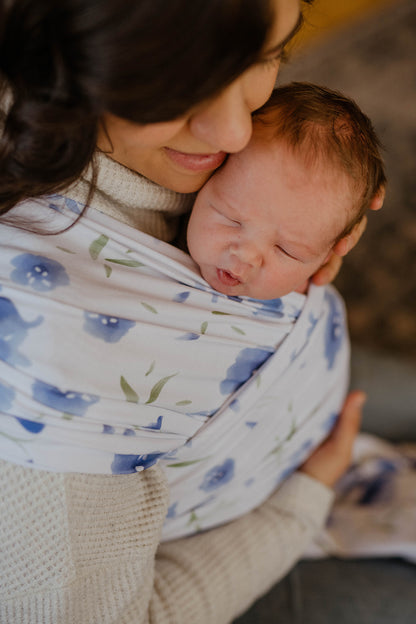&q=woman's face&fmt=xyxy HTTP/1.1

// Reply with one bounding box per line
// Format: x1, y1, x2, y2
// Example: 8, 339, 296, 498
97, 0, 301, 193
